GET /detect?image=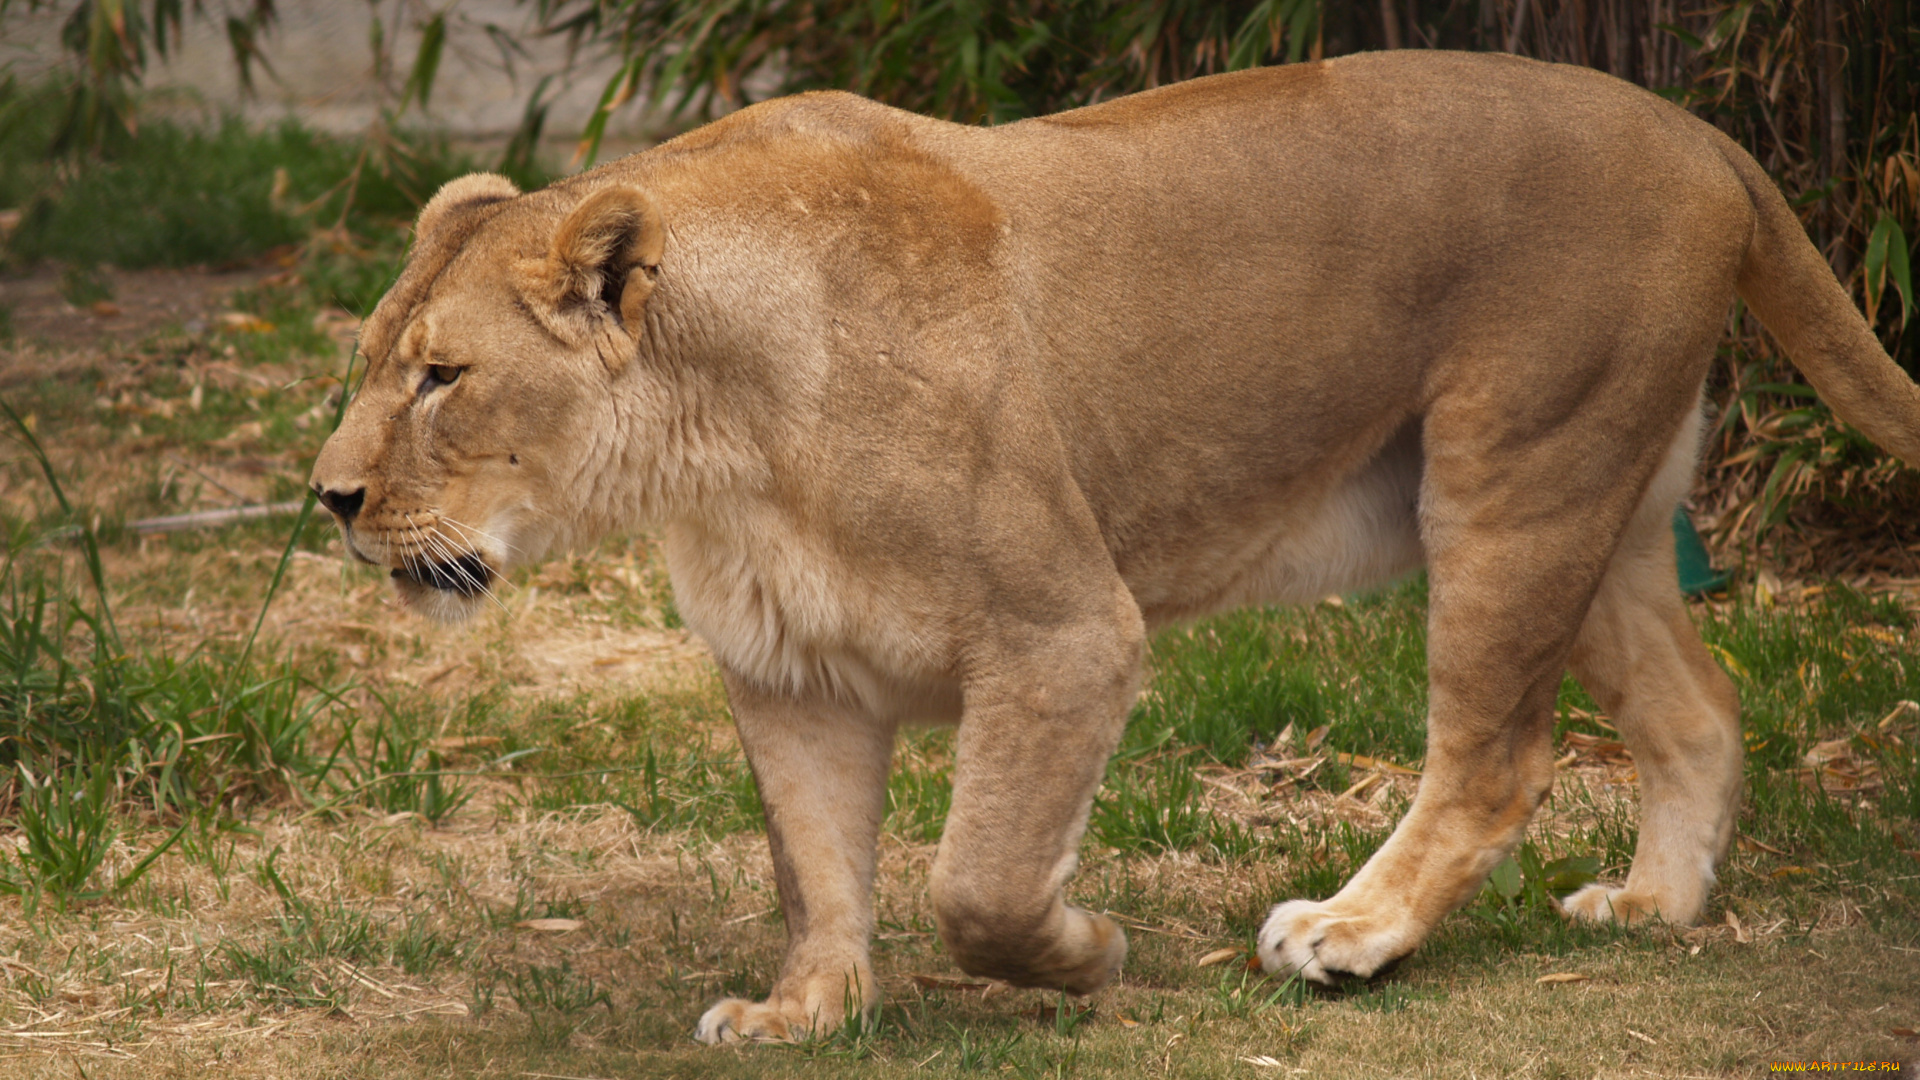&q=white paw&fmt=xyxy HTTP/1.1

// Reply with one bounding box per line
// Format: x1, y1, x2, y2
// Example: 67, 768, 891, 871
1559, 883, 1663, 924
694, 997, 802, 1044
1256, 899, 1415, 985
